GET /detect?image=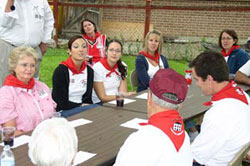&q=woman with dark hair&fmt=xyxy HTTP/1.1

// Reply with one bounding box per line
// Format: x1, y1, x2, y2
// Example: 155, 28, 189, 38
92, 39, 135, 103
81, 19, 107, 65
136, 29, 169, 92
219, 29, 249, 74
52, 35, 98, 117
